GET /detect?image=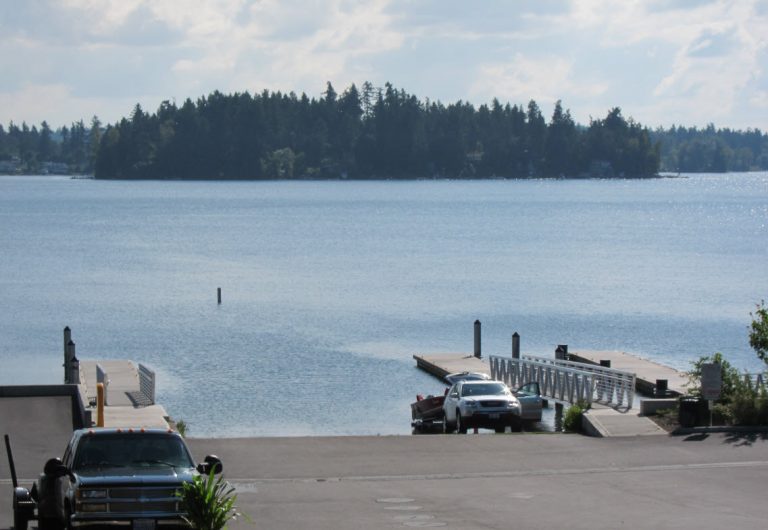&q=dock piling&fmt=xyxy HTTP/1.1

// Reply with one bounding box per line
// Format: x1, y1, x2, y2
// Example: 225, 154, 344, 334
512, 332, 520, 359
217, 287, 222, 305
555, 344, 568, 360
63, 326, 72, 383
474, 320, 481, 359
